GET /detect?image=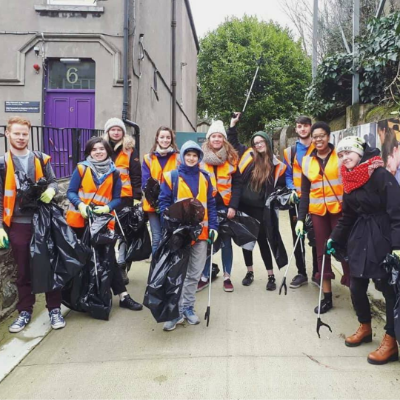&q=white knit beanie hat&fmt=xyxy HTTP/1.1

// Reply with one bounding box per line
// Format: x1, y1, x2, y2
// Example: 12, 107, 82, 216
206, 120, 227, 139
336, 135, 365, 157
104, 117, 127, 135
